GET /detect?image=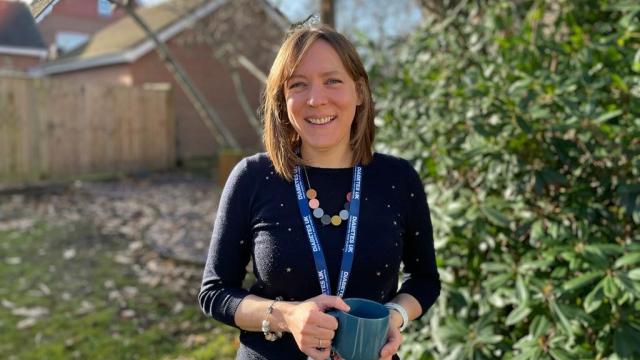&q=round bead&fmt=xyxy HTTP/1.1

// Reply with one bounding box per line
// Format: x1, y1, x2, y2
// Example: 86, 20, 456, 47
305, 187, 352, 227
306, 189, 317, 199
308, 198, 320, 209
